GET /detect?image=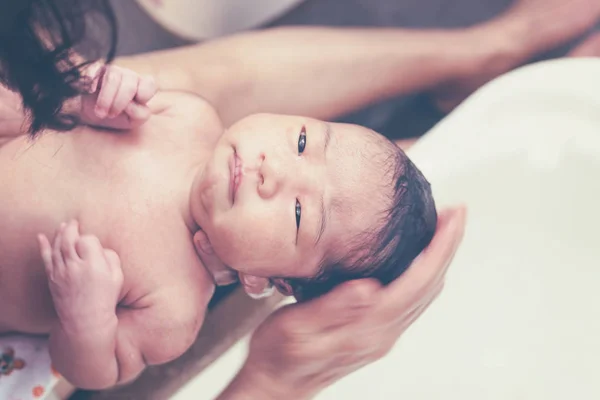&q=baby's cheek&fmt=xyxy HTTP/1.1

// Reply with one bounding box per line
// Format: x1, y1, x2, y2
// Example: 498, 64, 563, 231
230, 234, 293, 275
214, 204, 294, 272
211, 224, 259, 263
